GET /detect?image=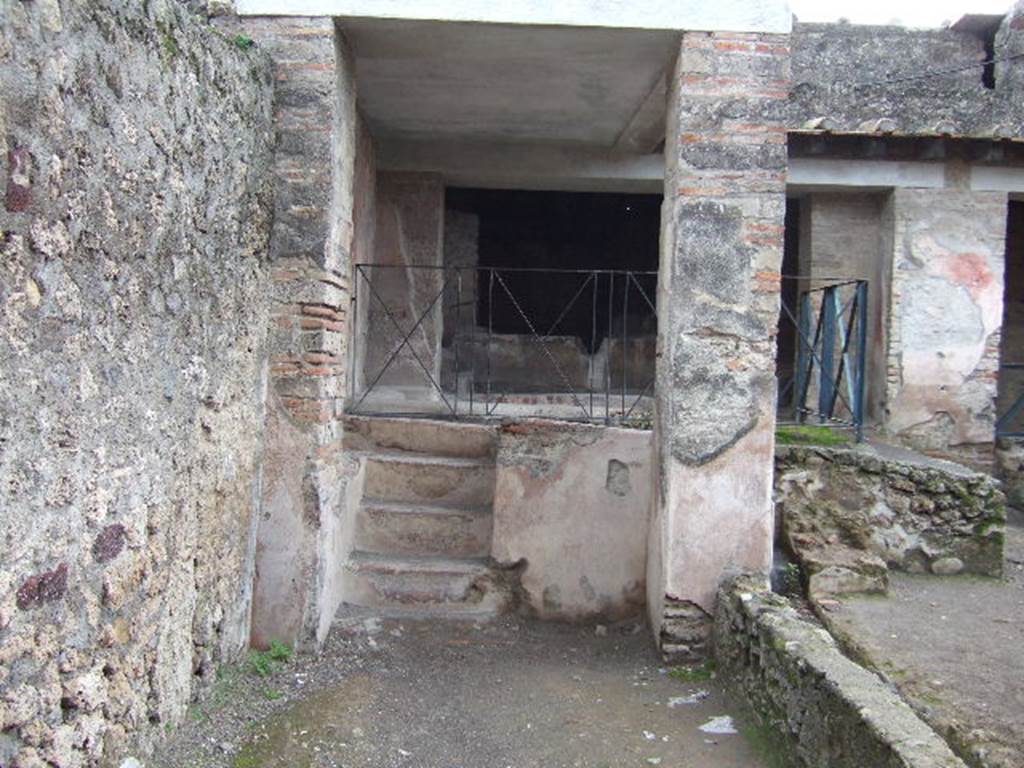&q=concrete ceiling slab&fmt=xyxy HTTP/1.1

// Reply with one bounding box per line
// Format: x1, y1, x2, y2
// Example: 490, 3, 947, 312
343, 19, 679, 148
